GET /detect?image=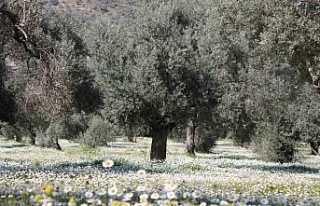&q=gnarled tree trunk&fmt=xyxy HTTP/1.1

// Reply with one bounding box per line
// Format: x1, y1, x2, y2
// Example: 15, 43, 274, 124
49, 136, 62, 150
309, 140, 319, 155
36, 136, 62, 150
150, 128, 169, 161
308, 67, 320, 92
28, 126, 36, 145
185, 119, 196, 155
